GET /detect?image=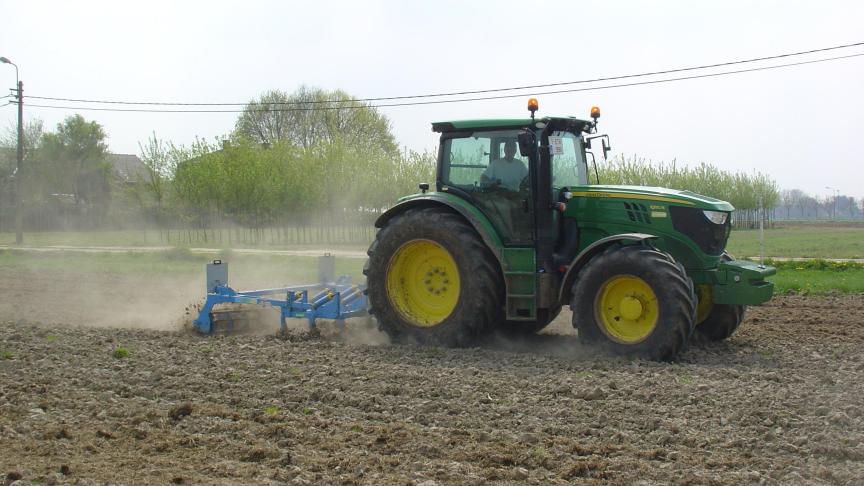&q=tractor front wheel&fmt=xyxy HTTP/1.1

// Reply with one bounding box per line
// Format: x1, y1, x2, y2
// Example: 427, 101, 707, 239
694, 284, 746, 342
365, 207, 503, 347
571, 245, 696, 361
